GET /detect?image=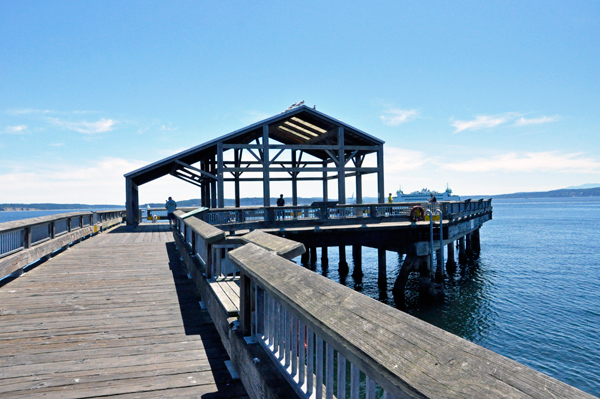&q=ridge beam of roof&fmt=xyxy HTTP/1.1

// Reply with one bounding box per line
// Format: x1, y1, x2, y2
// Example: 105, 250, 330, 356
174, 160, 217, 180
